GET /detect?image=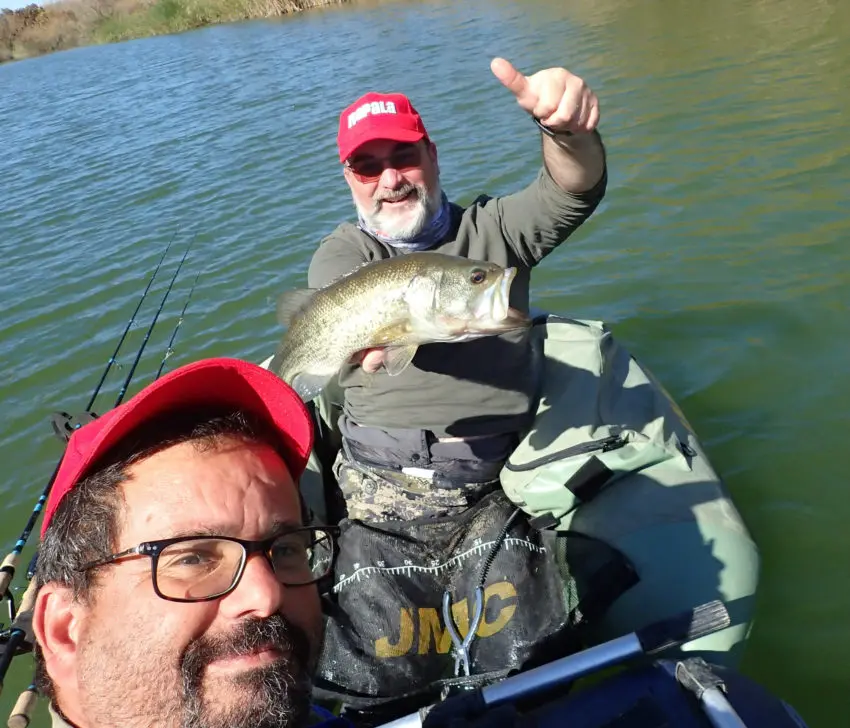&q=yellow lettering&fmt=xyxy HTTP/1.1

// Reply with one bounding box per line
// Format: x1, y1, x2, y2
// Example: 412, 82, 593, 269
477, 581, 518, 638
372, 581, 519, 658
375, 607, 414, 657
417, 600, 469, 655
